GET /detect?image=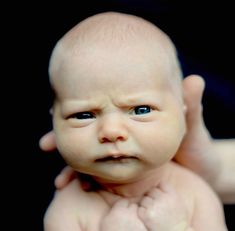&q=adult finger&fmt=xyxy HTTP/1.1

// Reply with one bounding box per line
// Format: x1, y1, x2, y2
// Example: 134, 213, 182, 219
39, 131, 56, 152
